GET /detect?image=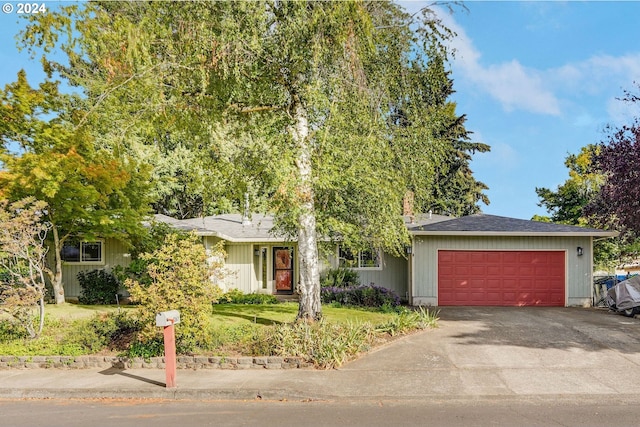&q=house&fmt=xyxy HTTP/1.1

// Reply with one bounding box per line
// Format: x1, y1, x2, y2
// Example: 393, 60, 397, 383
59, 212, 617, 307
